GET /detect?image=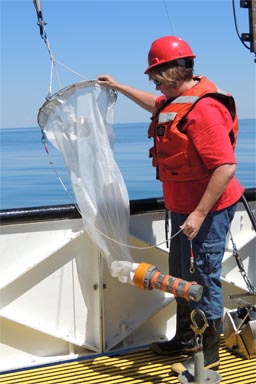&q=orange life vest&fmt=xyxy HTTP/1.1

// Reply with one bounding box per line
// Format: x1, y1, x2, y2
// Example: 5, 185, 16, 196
148, 76, 238, 182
